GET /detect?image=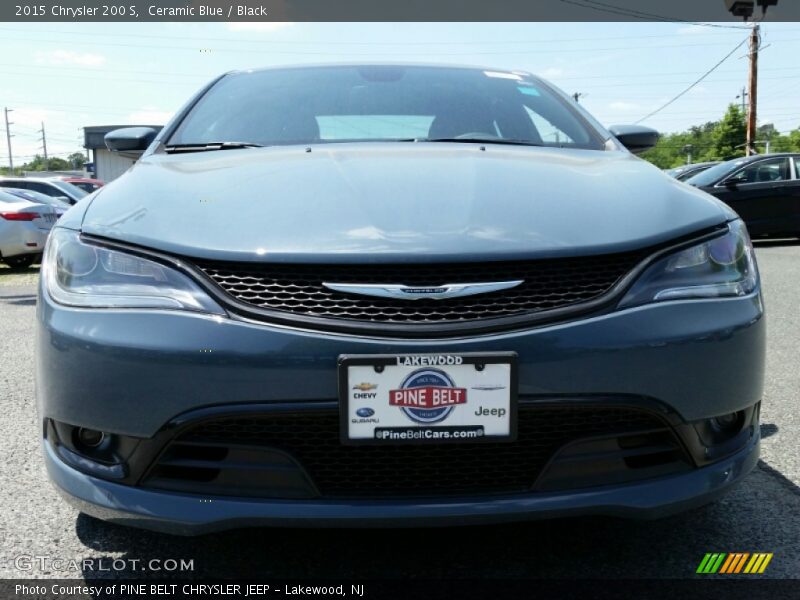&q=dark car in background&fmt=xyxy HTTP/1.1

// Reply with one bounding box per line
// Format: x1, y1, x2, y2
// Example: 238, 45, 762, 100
665, 161, 721, 182
686, 153, 800, 238
37, 64, 764, 534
